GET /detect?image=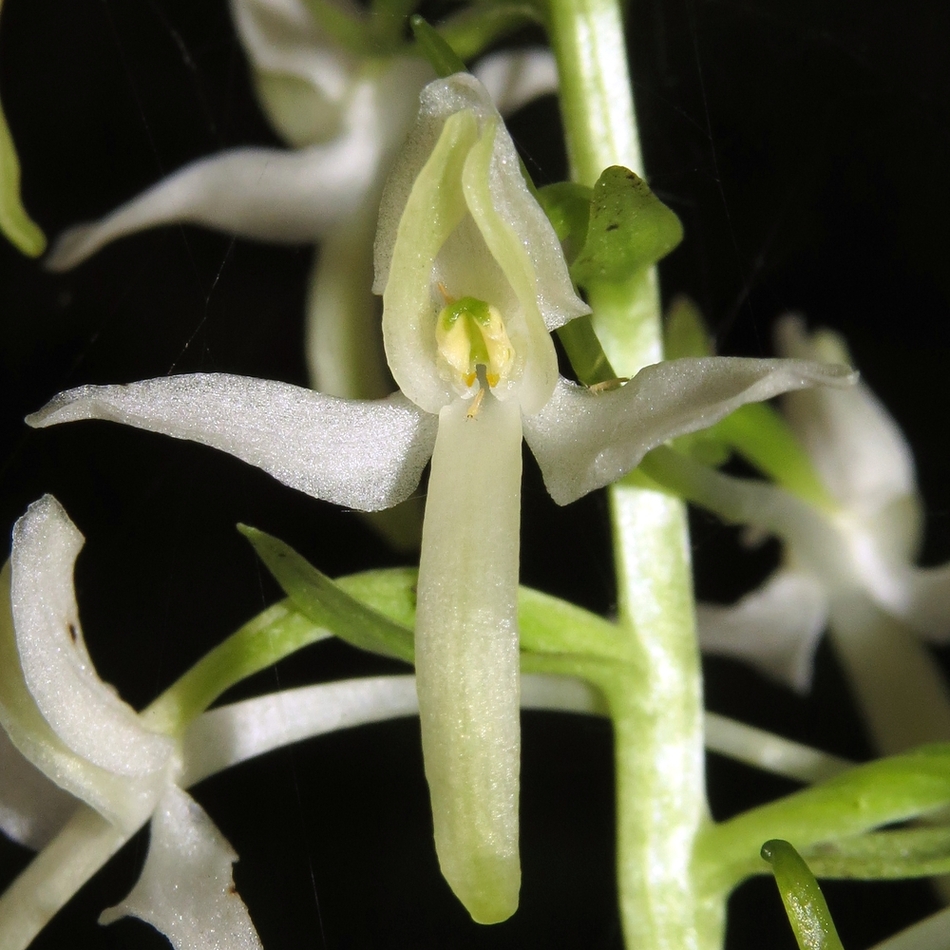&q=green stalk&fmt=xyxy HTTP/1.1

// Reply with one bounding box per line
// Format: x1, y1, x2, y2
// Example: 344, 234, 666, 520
546, 3, 713, 949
